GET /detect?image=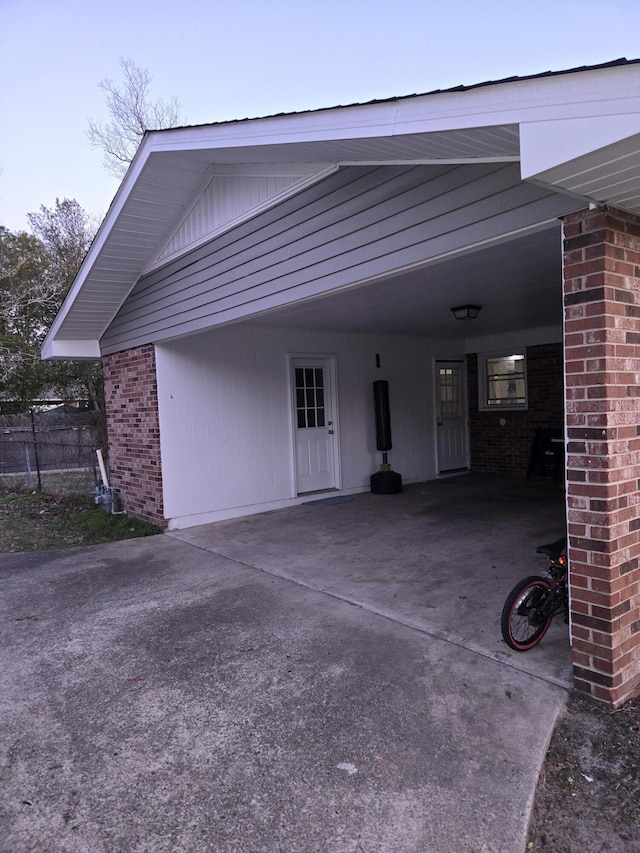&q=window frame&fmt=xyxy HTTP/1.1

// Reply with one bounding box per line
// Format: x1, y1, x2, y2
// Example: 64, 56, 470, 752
478, 351, 528, 411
